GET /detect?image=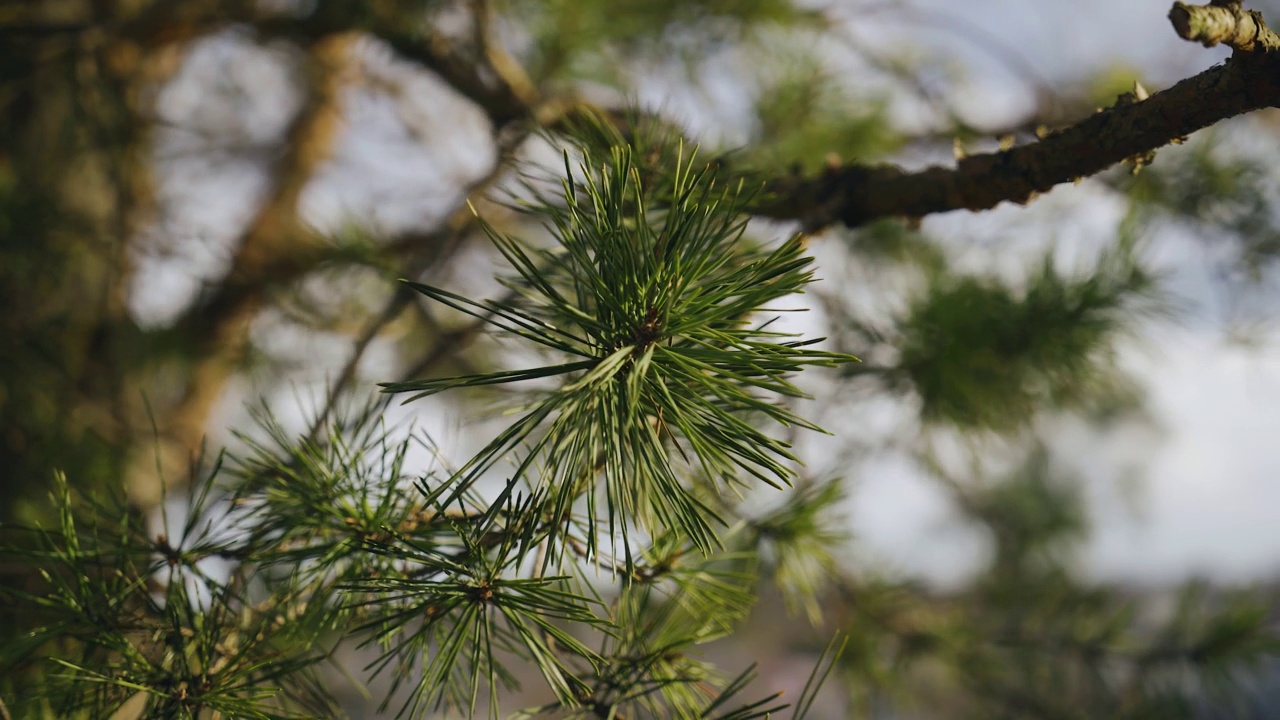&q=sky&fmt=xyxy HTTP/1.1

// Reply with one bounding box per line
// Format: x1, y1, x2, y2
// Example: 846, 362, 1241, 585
128, 0, 1280, 590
